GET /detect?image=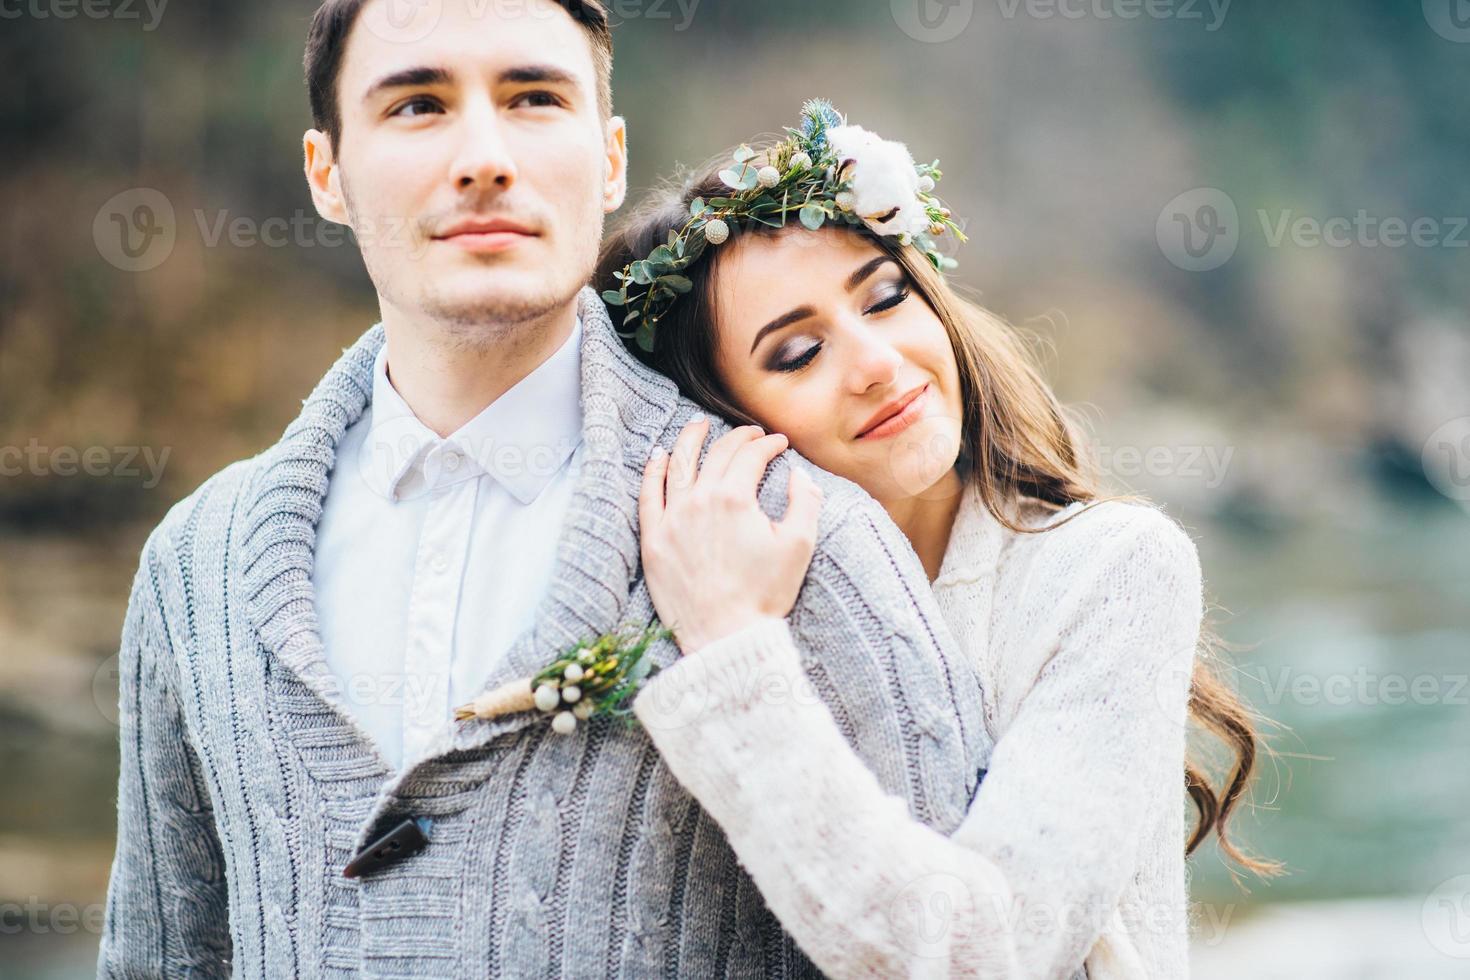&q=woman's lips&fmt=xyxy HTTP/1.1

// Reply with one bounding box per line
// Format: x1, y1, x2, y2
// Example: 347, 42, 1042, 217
856, 383, 932, 441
